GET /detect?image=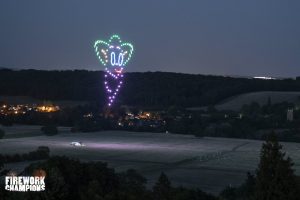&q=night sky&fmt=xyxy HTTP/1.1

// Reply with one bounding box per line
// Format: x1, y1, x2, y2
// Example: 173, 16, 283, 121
0, 0, 299, 77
